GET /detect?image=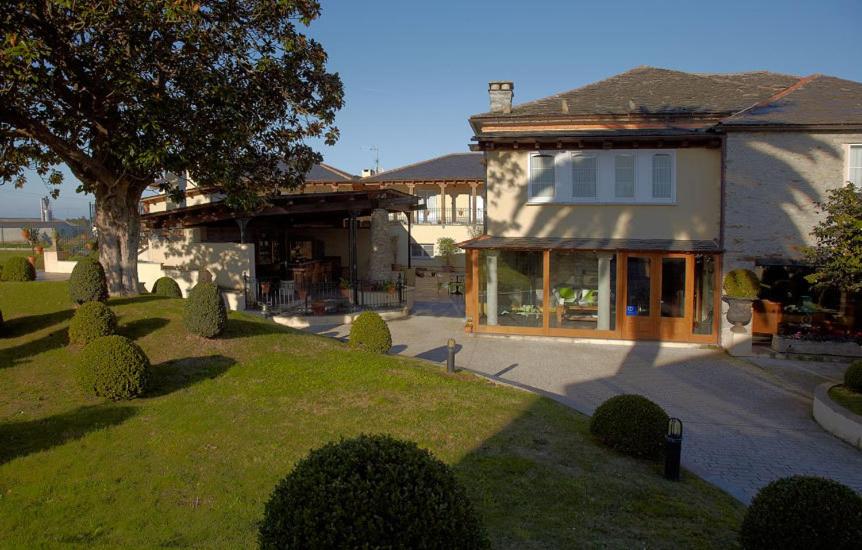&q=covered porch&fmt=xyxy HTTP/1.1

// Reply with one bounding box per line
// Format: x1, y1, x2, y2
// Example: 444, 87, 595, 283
141, 189, 421, 313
